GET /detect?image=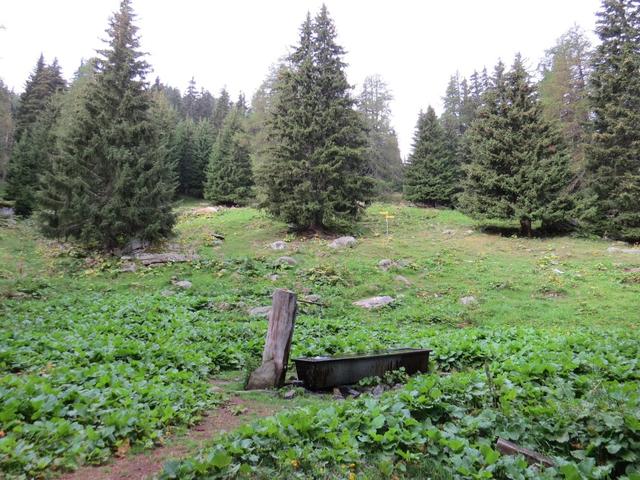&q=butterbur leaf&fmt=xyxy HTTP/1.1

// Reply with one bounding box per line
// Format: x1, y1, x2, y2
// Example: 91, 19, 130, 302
370, 415, 385, 430
210, 450, 232, 469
